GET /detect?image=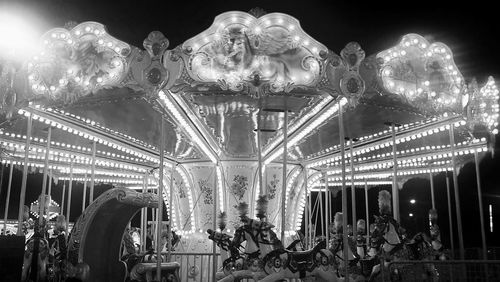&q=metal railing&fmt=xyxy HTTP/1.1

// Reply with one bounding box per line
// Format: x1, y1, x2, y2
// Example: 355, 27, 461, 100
384, 260, 500, 282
